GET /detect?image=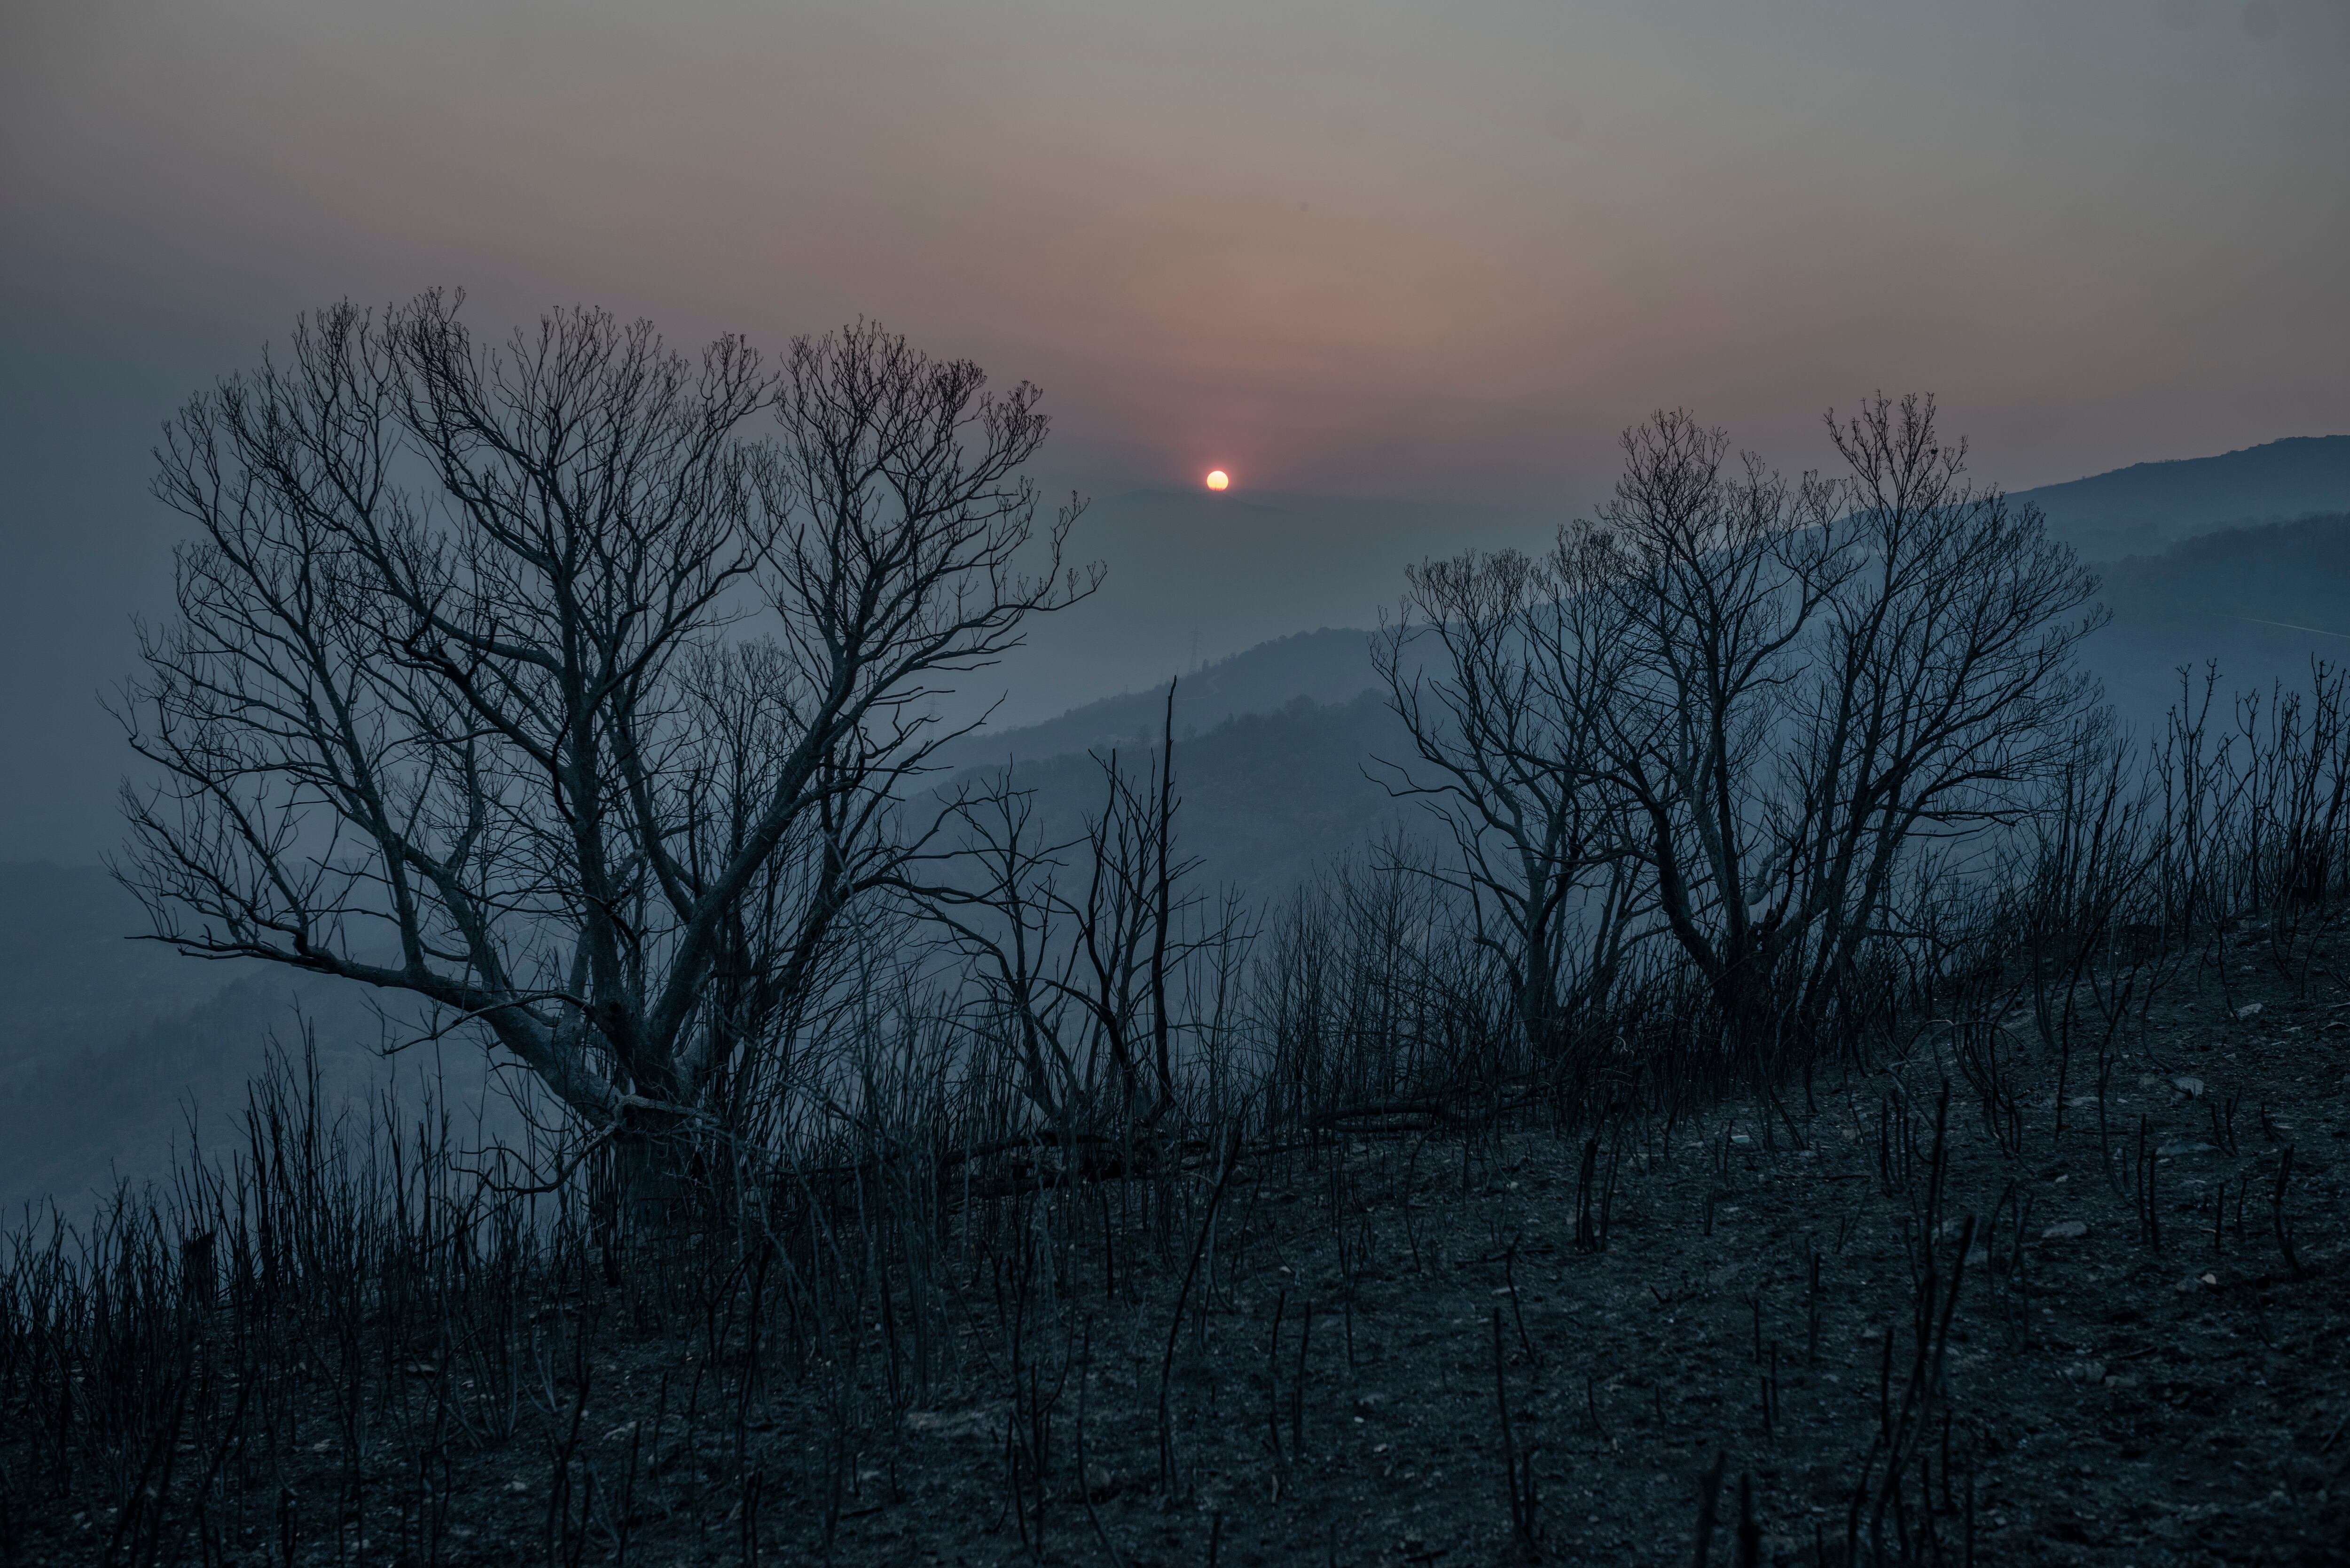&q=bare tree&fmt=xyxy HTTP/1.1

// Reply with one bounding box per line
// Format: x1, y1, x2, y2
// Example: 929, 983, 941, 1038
1782, 394, 2105, 1050
115, 296, 1095, 1225
1378, 396, 2103, 1105
912, 685, 1241, 1151
1373, 545, 1638, 1064
1563, 410, 1847, 1064
1581, 396, 2104, 1076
